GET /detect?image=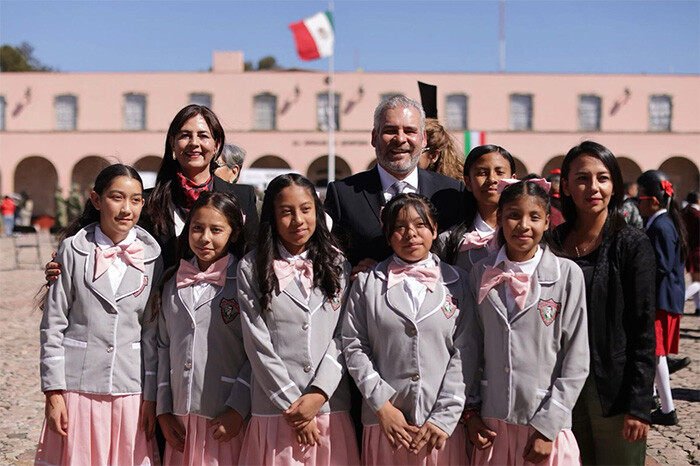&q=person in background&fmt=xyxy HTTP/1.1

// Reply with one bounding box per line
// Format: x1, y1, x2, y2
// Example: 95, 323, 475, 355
215, 143, 246, 184
19, 192, 34, 227
54, 186, 69, 231
1, 195, 16, 236
637, 170, 688, 427
622, 182, 644, 229
548, 169, 565, 228
683, 191, 700, 316
420, 119, 464, 181
553, 141, 655, 465
66, 183, 84, 223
